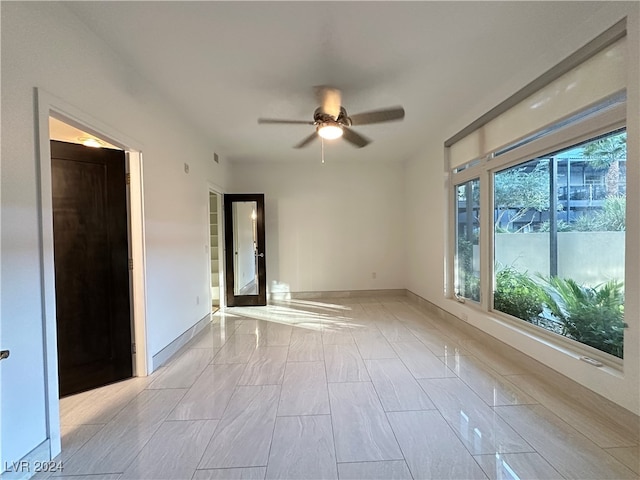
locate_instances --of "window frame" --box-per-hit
[448,100,627,369]
[453,177,482,303]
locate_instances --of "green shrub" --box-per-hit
[573,196,626,232]
[457,238,480,301]
[598,196,626,231]
[537,219,573,232]
[494,266,544,322]
[572,214,599,232]
[537,277,625,358]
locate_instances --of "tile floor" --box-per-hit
[34,295,639,480]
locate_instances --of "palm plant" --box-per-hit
[598,195,626,231]
[572,196,626,231]
[537,277,625,358]
[582,132,626,197]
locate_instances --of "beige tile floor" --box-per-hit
[34,296,639,480]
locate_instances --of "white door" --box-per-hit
[1,278,50,472]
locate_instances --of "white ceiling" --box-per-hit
[64,1,606,164]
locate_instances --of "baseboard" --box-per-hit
[151,313,212,371]
[0,440,50,479]
[270,289,407,301]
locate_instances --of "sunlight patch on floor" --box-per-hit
[218,302,365,333]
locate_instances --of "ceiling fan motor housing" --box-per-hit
[313,106,352,126]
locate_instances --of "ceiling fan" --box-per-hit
[258,87,405,149]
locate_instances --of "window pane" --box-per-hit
[455,179,480,302]
[493,130,626,358]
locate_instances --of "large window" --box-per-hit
[493,130,626,358]
[446,27,629,364]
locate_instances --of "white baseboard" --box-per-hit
[151,313,212,371]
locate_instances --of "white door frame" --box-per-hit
[208,183,226,310]
[35,88,149,459]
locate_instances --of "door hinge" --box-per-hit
[132,343,137,355]
[126,172,131,185]
[128,258,134,270]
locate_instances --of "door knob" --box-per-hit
[255,252,264,258]
[0,350,9,361]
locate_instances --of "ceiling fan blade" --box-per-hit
[258,118,314,125]
[348,106,405,126]
[315,86,341,120]
[342,127,370,148]
[294,131,318,149]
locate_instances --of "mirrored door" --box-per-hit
[224,194,267,306]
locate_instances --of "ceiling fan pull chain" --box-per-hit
[321,136,325,164]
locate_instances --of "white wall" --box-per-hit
[404,4,640,414]
[1,1,229,465]
[405,143,447,303]
[495,232,625,286]
[231,160,406,294]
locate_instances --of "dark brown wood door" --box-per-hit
[51,140,132,397]
[224,194,267,306]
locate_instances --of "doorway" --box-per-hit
[224,194,267,306]
[209,191,222,311]
[50,140,133,397]
[34,91,148,461]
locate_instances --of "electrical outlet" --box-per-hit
[196,296,199,305]
[184,162,190,173]
[372,272,377,279]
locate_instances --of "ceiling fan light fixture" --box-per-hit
[317,123,343,140]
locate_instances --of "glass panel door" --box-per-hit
[224,194,267,306]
